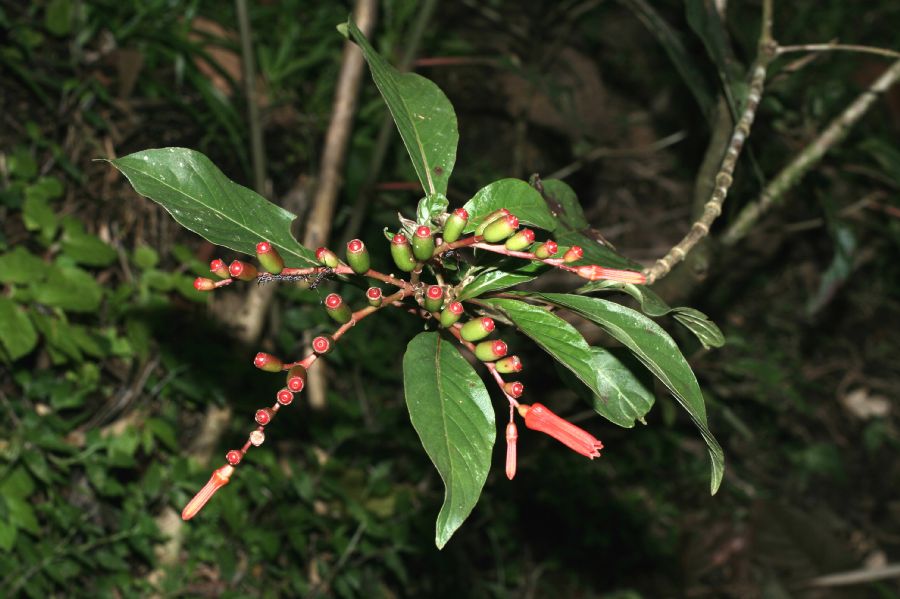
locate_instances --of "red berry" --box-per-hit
[416,225,432,238]
[325,293,343,309]
[366,287,382,300]
[427,285,443,299]
[255,409,273,426]
[347,239,364,253]
[226,450,243,465]
[448,301,464,315]
[277,389,294,405]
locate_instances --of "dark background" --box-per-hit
[1,0,899,597]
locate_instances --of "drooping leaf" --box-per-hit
[463,179,557,233]
[484,298,654,428]
[402,332,495,549]
[685,0,744,115]
[109,148,317,267]
[457,261,548,300]
[672,308,725,349]
[0,297,38,361]
[347,20,458,197]
[533,293,725,494]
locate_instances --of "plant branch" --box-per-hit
[777,43,900,60]
[721,57,900,245]
[644,0,775,284]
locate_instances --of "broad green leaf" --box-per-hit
[0,247,50,284]
[30,265,102,312]
[457,261,547,300]
[0,297,38,360]
[672,308,725,349]
[685,0,743,116]
[0,519,16,551]
[45,0,73,36]
[109,148,317,267]
[484,298,653,427]
[417,193,449,224]
[347,20,458,197]
[402,332,494,549]
[618,0,714,116]
[133,246,160,270]
[534,293,724,494]
[60,218,116,267]
[462,179,557,233]
[30,312,82,362]
[539,179,589,230]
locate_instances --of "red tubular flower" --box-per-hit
[575,264,646,285]
[517,403,603,459]
[505,422,518,480]
[181,464,234,521]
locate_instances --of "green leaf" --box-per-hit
[45,0,73,36]
[132,246,159,270]
[457,261,547,300]
[0,247,50,284]
[539,179,589,229]
[0,518,17,551]
[30,312,82,362]
[109,148,317,267]
[589,347,656,426]
[60,218,117,267]
[402,332,494,549]
[348,20,458,196]
[672,308,725,349]
[579,280,673,316]
[4,495,39,535]
[484,298,653,427]
[30,265,102,312]
[533,293,725,494]
[0,297,38,360]
[462,179,557,233]
[555,229,641,270]
[416,193,449,224]
[685,0,743,115]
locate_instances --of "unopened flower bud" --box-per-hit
[249,430,265,446]
[475,339,507,362]
[482,215,520,243]
[460,317,495,342]
[315,247,340,268]
[229,260,258,281]
[412,226,435,261]
[440,301,464,327]
[256,241,285,274]
[575,265,647,285]
[475,208,511,236]
[366,287,383,307]
[276,389,294,406]
[505,422,518,480]
[495,355,523,373]
[504,381,524,398]
[286,365,307,392]
[255,408,274,426]
[534,240,558,259]
[443,208,468,243]
[194,277,216,291]
[253,352,283,373]
[210,259,229,279]
[312,335,334,354]
[505,228,535,251]
[225,450,243,466]
[324,293,352,324]
[346,239,370,274]
[424,284,444,312]
[562,245,584,263]
[181,465,233,521]
[390,233,416,272]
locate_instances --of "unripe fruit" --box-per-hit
[366,287,383,307]
[423,285,444,312]
[229,260,258,281]
[286,365,307,392]
[194,277,216,291]
[226,450,243,466]
[412,226,435,261]
[315,247,339,268]
[256,241,285,274]
[210,259,229,279]
[390,233,416,272]
[475,208,510,236]
[460,317,495,342]
[504,381,524,398]
[254,352,283,373]
[505,228,535,251]
[495,355,523,373]
[346,239,370,274]
[443,208,468,243]
[276,389,294,406]
[312,335,334,354]
[482,215,520,243]
[534,240,558,259]
[563,245,584,263]
[440,301,464,327]
[475,339,508,362]
[324,293,352,324]
[255,408,274,426]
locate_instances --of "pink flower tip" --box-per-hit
[575,265,646,285]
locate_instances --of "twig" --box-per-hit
[644,0,775,284]
[722,57,900,245]
[236,0,266,194]
[800,563,900,588]
[546,130,687,181]
[777,43,900,60]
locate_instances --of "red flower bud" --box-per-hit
[440,301,464,327]
[229,260,258,281]
[505,228,535,251]
[315,247,340,268]
[495,355,523,373]
[210,259,229,279]
[574,264,647,284]
[475,339,507,362]
[366,287,383,307]
[312,335,334,354]
[505,422,518,480]
[194,277,216,291]
[482,214,520,243]
[225,450,243,466]
[517,403,603,459]
[255,408,274,426]
[256,241,285,274]
[475,208,511,236]
[181,464,234,521]
[390,233,416,272]
[443,208,469,243]
[412,225,435,261]
[324,293,352,324]
[286,365,307,392]
[276,389,294,406]
[534,240,558,259]
[460,317,495,342]
[563,245,584,263]
[253,352,283,373]
[504,381,524,398]
[346,239,371,274]
[424,284,444,312]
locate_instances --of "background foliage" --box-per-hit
[2,0,899,596]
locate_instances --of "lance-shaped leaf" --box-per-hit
[532,293,725,494]
[0,298,37,361]
[673,308,725,349]
[484,298,653,428]
[109,148,317,267]
[457,260,548,300]
[403,332,495,549]
[463,179,557,233]
[347,20,458,197]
